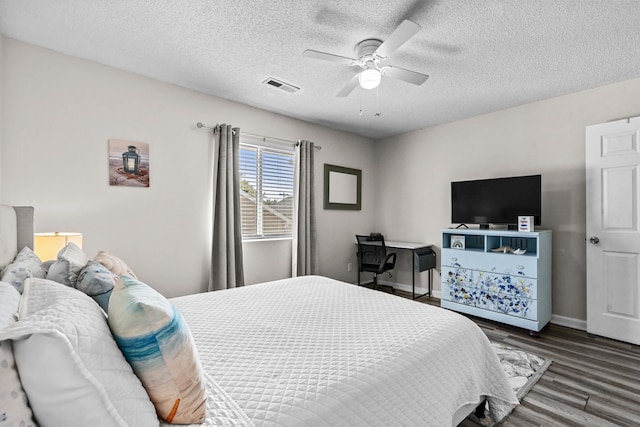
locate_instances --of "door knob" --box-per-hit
[589,236,600,244]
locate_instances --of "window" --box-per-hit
[239,140,294,240]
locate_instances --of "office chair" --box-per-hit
[356,234,397,293]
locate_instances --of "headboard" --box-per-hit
[0,205,34,270]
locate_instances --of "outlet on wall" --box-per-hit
[347,262,353,272]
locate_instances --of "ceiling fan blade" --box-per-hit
[336,75,360,97]
[375,20,421,58]
[303,49,356,65]
[381,66,429,85]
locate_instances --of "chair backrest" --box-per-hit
[356,234,387,266]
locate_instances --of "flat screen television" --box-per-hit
[451,174,542,228]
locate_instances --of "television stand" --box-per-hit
[479,224,490,229]
[455,224,469,229]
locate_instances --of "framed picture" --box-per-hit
[450,235,466,249]
[518,215,534,232]
[108,139,150,187]
[323,164,361,210]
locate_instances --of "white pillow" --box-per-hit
[0,282,37,426]
[0,278,159,427]
[1,247,46,293]
[46,242,89,286]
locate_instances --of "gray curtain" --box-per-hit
[292,140,317,276]
[209,124,244,291]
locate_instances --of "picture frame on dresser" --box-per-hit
[450,235,466,249]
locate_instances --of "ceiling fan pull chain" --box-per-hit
[375,86,382,117]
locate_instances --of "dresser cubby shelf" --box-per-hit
[440,228,552,334]
[442,229,540,256]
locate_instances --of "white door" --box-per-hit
[586,116,640,345]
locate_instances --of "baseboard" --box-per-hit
[550,314,587,331]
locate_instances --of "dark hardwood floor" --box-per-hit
[394,290,640,427]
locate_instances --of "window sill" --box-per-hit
[243,237,292,243]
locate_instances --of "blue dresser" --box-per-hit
[440,228,552,333]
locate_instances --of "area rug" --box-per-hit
[467,342,551,426]
[492,342,551,400]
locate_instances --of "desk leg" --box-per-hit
[412,249,416,299]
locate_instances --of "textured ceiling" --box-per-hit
[1,1,640,140]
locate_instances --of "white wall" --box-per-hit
[375,77,640,321]
[8,37,640,322]
[1,39,376,297]
[0,35,4,201]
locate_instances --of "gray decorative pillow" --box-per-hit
[46,242,89,286]
[41,259,56,275]
[76,260,116,312]
[0,247,46,293]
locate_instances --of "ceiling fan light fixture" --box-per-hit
[358,68,381,89]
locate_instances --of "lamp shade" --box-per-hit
[34,232,83,261]
[358,69,381,90]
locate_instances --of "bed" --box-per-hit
[0,204,517,426]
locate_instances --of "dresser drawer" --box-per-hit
[479,271,537,300]
[442,279,538,321]
[441,249,538,278]
[442,265,538,300]
[486,254,538,278]
[441,249,484,267]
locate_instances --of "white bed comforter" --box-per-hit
[167,276,517,427]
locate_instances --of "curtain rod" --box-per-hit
[196,122,321,150]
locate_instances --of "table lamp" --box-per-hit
[34,232,83,261]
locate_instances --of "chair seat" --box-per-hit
[361,263,395,273]
[360,263,382,273]
[381,262,394,271]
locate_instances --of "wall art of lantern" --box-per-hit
[108,139,150,187]
[123,145,140,173]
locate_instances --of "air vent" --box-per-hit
[263,77,300,93]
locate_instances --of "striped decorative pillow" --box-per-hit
[107,275,206,424]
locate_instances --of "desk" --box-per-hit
[383,240,435,300]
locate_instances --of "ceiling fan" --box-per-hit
[303,20,429,97]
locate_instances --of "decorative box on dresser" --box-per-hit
[440,228,552,335]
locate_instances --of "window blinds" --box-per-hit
[239,143,294,239]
